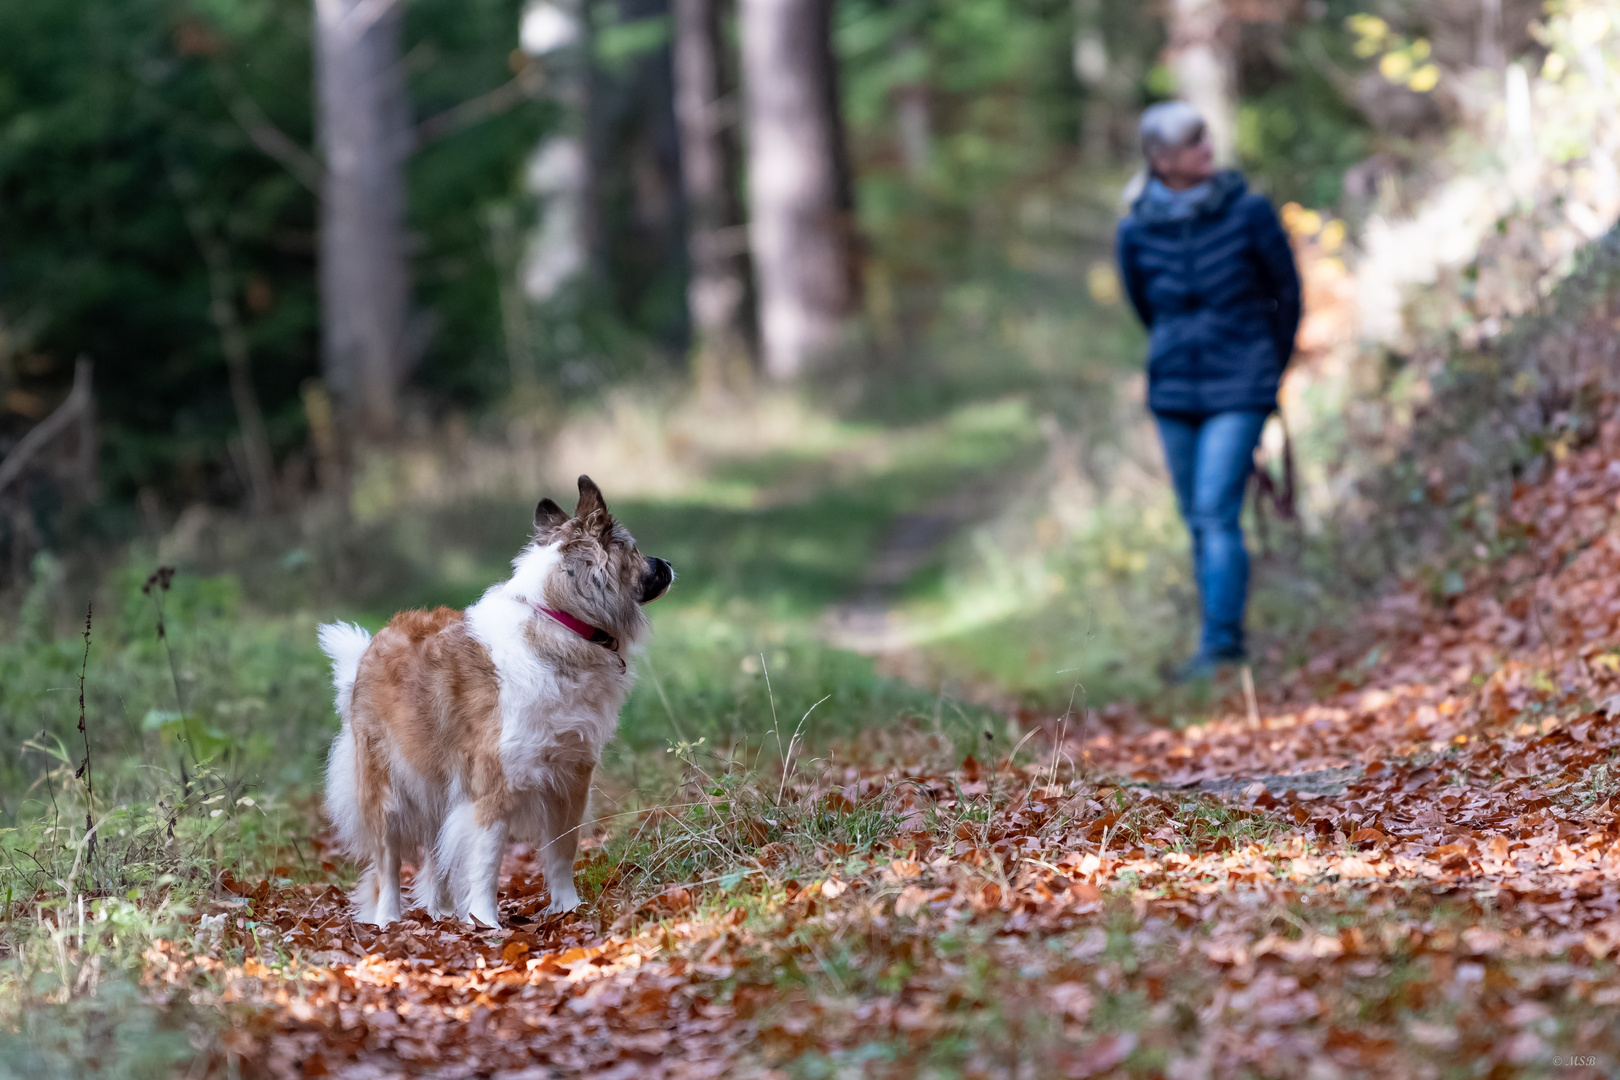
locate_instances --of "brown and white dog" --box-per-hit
[319,476,672,927]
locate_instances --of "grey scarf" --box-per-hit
[1140,177,1215,221]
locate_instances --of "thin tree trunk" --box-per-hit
[488,204,536,389]
[521,0,591,305]
[739,0,860,380]
[1073,0,1112,162]
[892,33,932,180]
[1478,0,1504,70]
[314,0,412,438]
[894,86,931,179]
[673,0,756,395]
[818,6,858,230]
[168,164,276,514]
[1166,0,1236,164]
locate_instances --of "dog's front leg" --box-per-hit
[539,761,593,914]
[444,801,509,927]
[376,837,404,925]
[465,817,508,927]
[412,848,454,920]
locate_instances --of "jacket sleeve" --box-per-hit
[1250,199,1302,366]
[1116,219,1154,329]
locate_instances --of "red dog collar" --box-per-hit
[529,601,625,670]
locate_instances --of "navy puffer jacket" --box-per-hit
[1116,171,1302,415]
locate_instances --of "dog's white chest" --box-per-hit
[466,595,623,771]
[497,699,615,780]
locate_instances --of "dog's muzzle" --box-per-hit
[639,557,673,604]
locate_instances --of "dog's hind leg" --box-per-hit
[539,761,594,915]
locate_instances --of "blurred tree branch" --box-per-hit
[0,360,93,496]
[213,68,322,194]
[213,60,545,195]
[414,64,547,150]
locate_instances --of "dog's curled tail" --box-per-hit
[317,621,372,720]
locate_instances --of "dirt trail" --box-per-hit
[821,477,1006,655]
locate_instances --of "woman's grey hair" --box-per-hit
[1139,101,1206,162]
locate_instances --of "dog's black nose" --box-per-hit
[639,557,673,604]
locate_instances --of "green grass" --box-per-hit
[0,559,332,798]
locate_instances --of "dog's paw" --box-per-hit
[541,890,581,915]
[466,909,502,930]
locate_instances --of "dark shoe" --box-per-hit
[1165,650,1247,686]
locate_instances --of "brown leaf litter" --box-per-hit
[122,445,1620,1077]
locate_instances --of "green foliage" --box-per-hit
[828,0,1157,447]
[619,613,951,757]
[0,0,545,500]
[406,0,551,404]
[839,0,1091,292]
[1236,78,1370,208]
[0,974,200,1080]
[0,751,323,1077]
[0,0,317,497]
[1233,13,1375,207]
[0,555,331,799]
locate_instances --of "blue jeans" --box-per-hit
[1154,410,1268,660]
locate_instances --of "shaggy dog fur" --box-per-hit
[320,476,672,927]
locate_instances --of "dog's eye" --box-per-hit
[566,569,575,577]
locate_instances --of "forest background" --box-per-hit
[4,0,1620,1074]
[0,0,1566,683]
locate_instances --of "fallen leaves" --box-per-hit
[102,444,1620,1076]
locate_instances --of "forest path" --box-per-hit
[819,474,1007,655]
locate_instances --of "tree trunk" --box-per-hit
[1166,0,1236,165]
[673,0,756,395]
[1072,0,1112,162]
[739,0,860,380]
[314,0,412,438]
[1478,0,1504,70]
[521,0,591,305]
[892,35,932,179]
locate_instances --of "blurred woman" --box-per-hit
[1115,102,1301,680]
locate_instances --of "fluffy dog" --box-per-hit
[319,476,672,927]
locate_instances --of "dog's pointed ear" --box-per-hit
[574,475,609,525]
[534,498,568,534]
